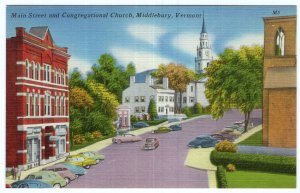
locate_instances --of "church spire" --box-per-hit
[201,11,207,33]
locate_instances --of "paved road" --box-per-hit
[67,109,262,188]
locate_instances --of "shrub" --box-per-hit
[215,140,237,153]
[131,115,139,123]
[210,150,296,174]
[146,119,167,126]
[183,106,192,117]
[84,132,94,141]
[73,135,86,145]
[216,165,228,188]
[226,164,236,172]
[193,103,203,114]
[92,131,102,139]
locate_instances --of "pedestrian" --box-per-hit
[10,166,15,180]
[14,167,18,180]
[16,167,22,181]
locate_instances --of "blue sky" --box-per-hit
[6,5,296,75]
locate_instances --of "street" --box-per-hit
[67,109,262,188]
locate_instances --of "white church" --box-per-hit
[179,13,212,108]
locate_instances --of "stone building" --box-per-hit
[262,16,296,148]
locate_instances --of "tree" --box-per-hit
[193,102,203,114]
[205,45,263,132]
[148,98,158,120]
[152,63,196,113]
[69,70,87,90]
[69,87,94,109]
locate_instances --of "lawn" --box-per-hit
[238,130,263,146]
[226,170,296,188]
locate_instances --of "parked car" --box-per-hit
[132,122,149,129]
[187,135,221,148]
[168,124,182,131]
[152,127,171,133]
[168,118,181,123]
[42,165,77,184]
[58,163,87,176]
[6,184,12,188]
[142,138,159,150]
[78,151,105,164]
[24,171,67,188]
[223,125,245,134]
[210,133,236,142]
[112,133,142,144]
[64,155,97,169]
[11,180,52,188]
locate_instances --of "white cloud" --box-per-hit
[127,24,166,46]
[68,57,93,76]
[225,34,263,50]
[172,32,218,59]
[110,47,173,72]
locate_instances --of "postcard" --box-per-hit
[3,3,297,190]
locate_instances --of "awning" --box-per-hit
[264,67,296,89]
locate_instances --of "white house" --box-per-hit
[122,75,175,118]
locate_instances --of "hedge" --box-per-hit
[211,150,296,174]
[216,165,228,188]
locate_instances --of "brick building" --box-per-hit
[6,26,70,170]
[263,16,296,148]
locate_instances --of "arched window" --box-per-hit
[53,68,57,83]
[25,60,29,78]
[62,70,65,85]
[275,28,285,56]
[44,92,51,116]
[36,63,40,80]
[58,70,61,84]
[31,62,35,79]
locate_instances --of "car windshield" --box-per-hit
[146,138,155,143]
[25,175,35,180]
[36,176,43,179]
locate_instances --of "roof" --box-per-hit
[264,67,296,89]
[263,15,296,21]
[201,11,207,33]
[135,69,156,83]
[29,26,53,42]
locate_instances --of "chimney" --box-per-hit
[162,77,169,89]
[145,75,153,86]
[130,76,135,86]
[16,27,26,37]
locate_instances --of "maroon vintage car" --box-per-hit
[142,138,159,150]
[42,164,78,184]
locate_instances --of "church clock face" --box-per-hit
[205,50,209,56]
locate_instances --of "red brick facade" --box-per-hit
[6,27,70,170]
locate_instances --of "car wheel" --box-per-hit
[116,139,122,144]
[53,183,61,188]
[96,159,100,164]
[84,165,91,169]
[64,177,70,184]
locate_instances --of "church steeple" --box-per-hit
[201,11,207,33]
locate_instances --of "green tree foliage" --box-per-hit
[205,45,263,132]
[152,63,196,113]
[148,98,158,120]
[69,87,94,109]
[182,106,192,117]
[88,53,132,102]
[84,111,116,136]
[69,70,87,90]
[87,80,119,119]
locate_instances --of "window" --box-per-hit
[189,97,194,103]
[183,97,187,104]
[135,106,139,113]
[191,86,194,92]
[60,97,64,115]
[275,28,285,56]
[31,62,35,79]
[165,96,168,102]
[25,60,29,78]
[58,70,61,84]
[36,63,40,80]
[125,96,130,103]
[135,96,139,102]
[141,106,145,112]
[31,93,35,116]
[43,64,51,82]
[36,94,40,116]
[140,96,145,102]
[170,107,174,112]
[44,93,51,116]
[53,69,57,83]
[26,93,30,116]
[62,70,65,85]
